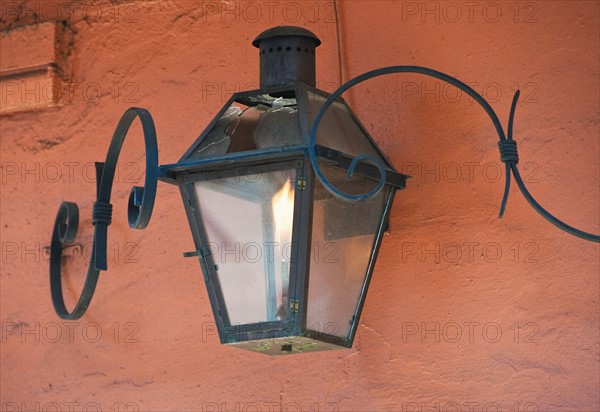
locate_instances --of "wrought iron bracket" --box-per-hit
[50,108,159,320]
[308,66,599,242]
[50,68,598,322]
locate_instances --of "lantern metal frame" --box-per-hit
[158,81,407,351]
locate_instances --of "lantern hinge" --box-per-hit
[297,177,307,190]
[289,299,299,312]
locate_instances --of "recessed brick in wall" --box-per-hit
[0,20,73,115]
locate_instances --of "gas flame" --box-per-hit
[272,180,294,252]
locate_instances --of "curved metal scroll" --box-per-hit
[308,66,599,242]
[50,108,159,320]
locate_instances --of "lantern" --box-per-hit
[158,26,407,354]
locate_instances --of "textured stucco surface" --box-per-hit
[1,1,598,411]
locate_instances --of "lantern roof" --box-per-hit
[158,84,405,191]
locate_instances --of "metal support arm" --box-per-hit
[50,108,159,320]
[308,66,599,243]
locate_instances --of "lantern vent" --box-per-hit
[252,26,321,90]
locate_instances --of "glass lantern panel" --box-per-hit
[186,101,303,161]
[305,91,387,164]
[307,164,389,339]
[193,166,297,326]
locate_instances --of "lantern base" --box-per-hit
[228,336,347,356]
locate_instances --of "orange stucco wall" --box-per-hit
[1,1,598,411]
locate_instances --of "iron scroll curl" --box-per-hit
[308,66,599,243]
[50,108,159,320]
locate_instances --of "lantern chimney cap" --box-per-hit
[252,26,321,48]
[252,26,321,91]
